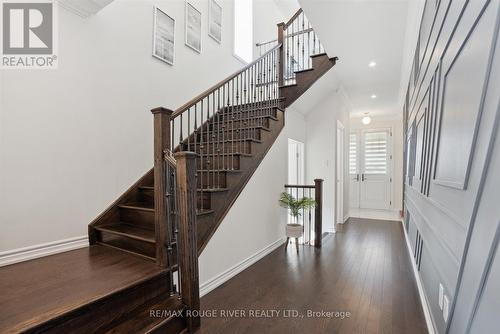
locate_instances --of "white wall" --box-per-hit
[199,108,306,290]
[0,0,282,252]
[302,89,351,232]
[350,115,404,213]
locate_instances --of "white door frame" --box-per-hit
[287,138,305,185]
[336,120,345,225]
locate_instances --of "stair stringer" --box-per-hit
[197,108,285,254]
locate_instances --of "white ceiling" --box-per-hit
[297,0,411,117]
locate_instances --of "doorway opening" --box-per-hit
[336,121,345,227]
[287,138,308,243]
[349,128,392,212]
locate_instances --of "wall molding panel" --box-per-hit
[403,0,500,332]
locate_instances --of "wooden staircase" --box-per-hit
[60,8,335,334]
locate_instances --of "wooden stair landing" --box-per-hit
[0,245,183,334]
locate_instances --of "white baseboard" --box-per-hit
[401,221,437,334]
[199,237,285,297]
[0,236,88,267]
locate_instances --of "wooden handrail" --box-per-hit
[172,44,282,118]
[284,184,315,189]
[284,8,303,29]
[256,39,277,47]
[257,28,313,48]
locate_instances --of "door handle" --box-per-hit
[356,174,360,181]
[362,173,365,181]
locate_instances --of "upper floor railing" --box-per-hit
[278,8,325,85]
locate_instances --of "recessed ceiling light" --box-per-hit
[362,116,371,125]
[368,61,377,67]
[371,94,377,99]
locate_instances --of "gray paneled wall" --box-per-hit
[403,0,500,333]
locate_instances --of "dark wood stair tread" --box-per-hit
[192,138,262,144]
[209,115,278,124]
[197,188,229,193]
[279,83,298,88]
[198,152,252,157]
[294,68,314,74]
[97,242,156,262]
[310,52,328,58]
[197,169,241,173]
[197,209,215,216]
[96,223,155,243]
[119,202,154,211]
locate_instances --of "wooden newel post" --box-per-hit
[151,107,173,267]
[174,151,200,332]
[277,22,285,88]
[314,179,323,248]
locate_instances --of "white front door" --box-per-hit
[349,129,392,210]
[359,129,391,209]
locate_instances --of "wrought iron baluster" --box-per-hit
[200,100,205,210]
[213,88,222,188]
[212,91,216,189]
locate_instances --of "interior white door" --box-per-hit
[287,139,304,185]
[336,121,345,225]
[359,130,391,210]
[349,132,360,208]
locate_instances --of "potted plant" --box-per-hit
[279,192,316,250]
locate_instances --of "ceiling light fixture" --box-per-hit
[362,113,371,125]
[368,61,377,67]
[371,94,377,99]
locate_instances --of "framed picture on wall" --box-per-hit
[185,2,202,53]
[152,7,175,65]
[208,0,222,43]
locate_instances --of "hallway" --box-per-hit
[200,218,427,333]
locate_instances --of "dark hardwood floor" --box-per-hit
[199,218,428,334]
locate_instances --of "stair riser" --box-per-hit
[188,141,252,155]
[214,105,277,116]
[197,172,227,188]
[208,117,271,129]
[197,128,262,142]
[97,230,156,259]
[120,208,154,229]
[140,189,154,205]
[29,272,170,334]
[197,192,211,210]
[312,54,330,68]
[197,155,241,170]
[214,109,277,122]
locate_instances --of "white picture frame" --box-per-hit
[208,0,222,43]
[185,1,202,53]
[153,6,175,65]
